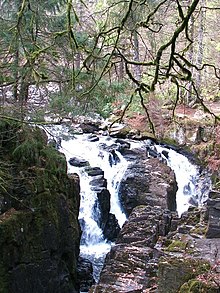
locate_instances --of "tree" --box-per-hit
[0,0,219,130]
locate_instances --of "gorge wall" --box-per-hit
[0,120,81,293]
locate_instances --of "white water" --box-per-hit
[45,125,211,284]
[156,145,211,216]
[60,134,129,281]
[128,139,211,216]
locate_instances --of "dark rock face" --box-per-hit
[77,257,95,292]
[119,157,178,216]
[116,206,173,247]
[95,188,111,230]
[206,198,220,238]
[103,213,120,241]
[92,177,120,242]
[89,205,174,292]
[69,156,89,167]
[85,167,104,177]
[0,121,81,293]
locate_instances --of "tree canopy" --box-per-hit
[0,0,219,131]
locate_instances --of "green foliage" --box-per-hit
[48,79,131,118]
[12,138,43,167]
[40,146,67,176]
[0,163,12,195]
[165,240,187,252]
[48,92,76,115]
[179,278,218,293]
[0,119,22,153]
[12,126,46,166]
[91,80,130,118]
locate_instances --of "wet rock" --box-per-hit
[89,175,107,189]
[89,206,173,293]
[108,149,120,167]
[146,145,159,158]
[77,256,95,292]
[87,134,99,142]
[115,138,131,150]
[95,189,120,241]
[206,198,220,238]
[69,156,89,167]
[103,213,120,242]
[96,188,111,230]
[85,167,104,176]
[80,122,100,133]
[108,123,131,138]
[117,148,139,161]
[119,158,177,216]
[162,149,169,159]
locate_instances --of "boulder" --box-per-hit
[89,205,174,292]
[118,158,177,216]
[77,256,95,292]
[103,213,120,242]
[108,123,131,138]
[85,167,104,177]
[87,134,99,142]
[80,123,100,133]
[206,198,220,238]
[69,156,89,167]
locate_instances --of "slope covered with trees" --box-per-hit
[0,0,219,127]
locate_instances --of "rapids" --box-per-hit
[45,126,211,285]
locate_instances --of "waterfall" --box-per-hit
[155,145,211,216]
[45,125,211,286]
[60,134,128,281]
[129,139,211,216]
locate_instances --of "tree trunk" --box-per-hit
[132,30,141,82]
[195,0,206,100]
[13,39,19,101]
[186,13,195,104]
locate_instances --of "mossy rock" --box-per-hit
[158,256,211,293]
[165,240,187,252]
[179,278,219,293]
[189,225,207,237]
[0,119,80,292]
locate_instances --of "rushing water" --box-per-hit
[155,145,211,216]
[45,126,211,285]
[60,134,129,281]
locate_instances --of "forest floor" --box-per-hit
[123,101,220,133]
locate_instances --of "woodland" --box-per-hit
[0,1,220,292]
[0,0,219,132]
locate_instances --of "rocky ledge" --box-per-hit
[89,144,220,293]
[0,119,81,293]
[90,205,220,292]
